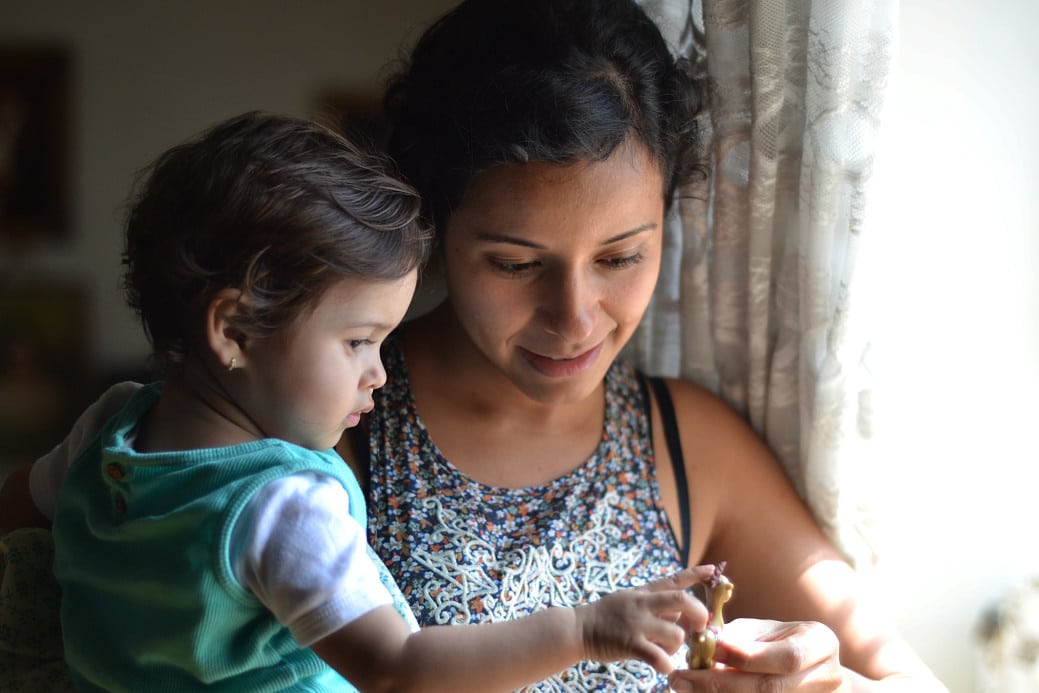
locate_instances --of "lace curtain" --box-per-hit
[976,578,1039,693]
[629,0,899,568]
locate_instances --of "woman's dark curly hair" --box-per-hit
[383,0,709,237]
[122,111,431,374]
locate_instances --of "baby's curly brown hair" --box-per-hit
[121,111,431,375]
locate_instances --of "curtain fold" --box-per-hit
[631,0,899,568]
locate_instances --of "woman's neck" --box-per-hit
[396,305,607,488]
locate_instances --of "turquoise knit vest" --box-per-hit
[52,383,361,692]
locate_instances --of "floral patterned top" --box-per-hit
[365,339,687,692]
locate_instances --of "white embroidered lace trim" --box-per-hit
[410,493,686,691]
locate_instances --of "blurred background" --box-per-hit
[1,1,1036,691]
[0,0,457,468]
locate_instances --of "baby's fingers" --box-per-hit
[643,565,716,593]
[644,588,708,635]
[627,633,682,675]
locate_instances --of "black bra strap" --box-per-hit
[640,374,691,568]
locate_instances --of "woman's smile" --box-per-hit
[519,343,604,378]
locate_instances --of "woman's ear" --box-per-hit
[206,289,248,371]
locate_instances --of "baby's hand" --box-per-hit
[573,565,714,674]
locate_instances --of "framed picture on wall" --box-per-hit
[0,45,73,243]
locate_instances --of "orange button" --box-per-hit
[106,463,124,480]
[113,494,127,514]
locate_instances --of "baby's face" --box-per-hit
[237,271,417,451]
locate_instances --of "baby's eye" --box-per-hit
[347,339,374,350]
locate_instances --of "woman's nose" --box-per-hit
[541,269,596,342]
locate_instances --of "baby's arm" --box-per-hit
[240,471,711,692]
[311,565,713,693]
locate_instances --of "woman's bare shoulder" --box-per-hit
[656,377,772,466]
[656,377,836,584]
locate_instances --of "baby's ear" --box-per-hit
[206,289,248,370]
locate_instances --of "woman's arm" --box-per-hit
[0,381,142,534]
[657,379,947,692]
[311,566,714,693]
[0,464,50,533]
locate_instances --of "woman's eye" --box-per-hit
[490,258,538,275]
[602,252,644,269]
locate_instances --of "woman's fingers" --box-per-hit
[669,662,844,692]
[668,618,847,692]
[714,619,839,674]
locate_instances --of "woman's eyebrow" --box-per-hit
[475,223,657,249]
[603,223,657,244]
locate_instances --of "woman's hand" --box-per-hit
[575,565,716,675]
[669,618,849,692]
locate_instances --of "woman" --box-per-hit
[341,0,947,691]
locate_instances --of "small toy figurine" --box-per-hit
[688,561,734,670]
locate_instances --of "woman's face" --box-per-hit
[441,140,665,404]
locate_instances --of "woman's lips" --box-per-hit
[521,343,603,378]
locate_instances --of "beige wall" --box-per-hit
[0,0,456,378]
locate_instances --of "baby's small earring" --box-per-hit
[228,356,239,372]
